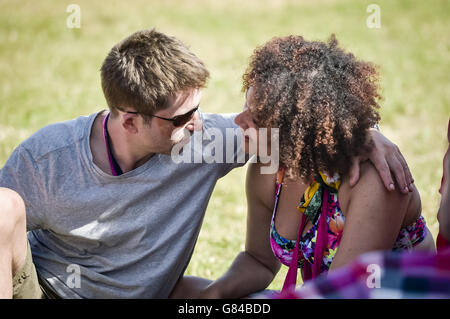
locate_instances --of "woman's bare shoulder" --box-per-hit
[338,161,417,219]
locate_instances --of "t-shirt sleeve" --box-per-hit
[204,113,248,178]
[0,145,47,230]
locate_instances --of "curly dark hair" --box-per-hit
[242,34,381,180]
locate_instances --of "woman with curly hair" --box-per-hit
[190,34,436,298]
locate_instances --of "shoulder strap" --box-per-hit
[276,167,285,185]
[274,167,285,200]
[312,189,329,278]
[281,189,330,294]
[272,167,285,223]
[281,212,307,294]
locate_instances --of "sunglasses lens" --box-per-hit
[174,108,197,127]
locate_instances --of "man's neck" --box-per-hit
[107,114,155,173]
[91,111,155,175]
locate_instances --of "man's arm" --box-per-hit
[349,129,414,194]
[199,162,280,298]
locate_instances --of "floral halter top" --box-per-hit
[269,167,427,282]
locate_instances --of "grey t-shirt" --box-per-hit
[0,110,245,298]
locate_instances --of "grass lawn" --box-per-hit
[1,0,449,290]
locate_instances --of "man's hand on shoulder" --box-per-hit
[349,128,414,194]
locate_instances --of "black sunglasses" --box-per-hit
[127,105,199,127]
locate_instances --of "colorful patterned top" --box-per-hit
[269,167,427,282]
[274,247,450,299]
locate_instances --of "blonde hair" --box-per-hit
[101,29,209,120]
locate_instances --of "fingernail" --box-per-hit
[389,183,395,190]
[404,186,409,193]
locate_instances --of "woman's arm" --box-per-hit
[199,162,281,298]
[330,161,413,271]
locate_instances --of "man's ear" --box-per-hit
[122,113,139,134]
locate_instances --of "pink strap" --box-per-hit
[281,189,329,294]
[313,191,328,278]
[281,212,307,293]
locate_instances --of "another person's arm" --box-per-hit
[437,119,450,247]
[199,162,281,298]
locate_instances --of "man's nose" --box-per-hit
[185,112,202,132]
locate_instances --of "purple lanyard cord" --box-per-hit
[102,112,120,176]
